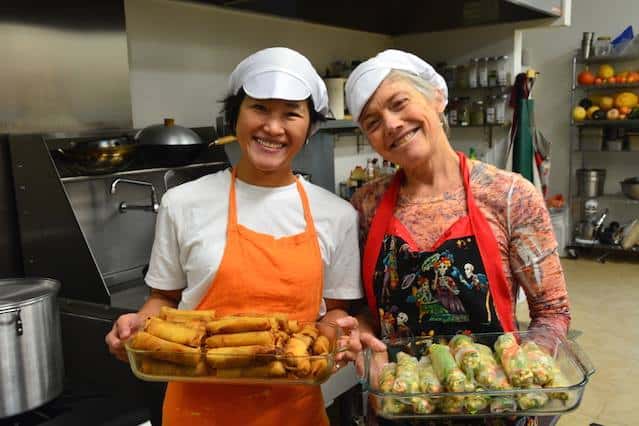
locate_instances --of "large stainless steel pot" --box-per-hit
[0,278,64,419]
[576,169,606,197]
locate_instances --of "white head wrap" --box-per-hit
[345,49,448,123]
[228,47,329,119]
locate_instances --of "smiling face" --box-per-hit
[358,75,447,168]
[235,96,310,185]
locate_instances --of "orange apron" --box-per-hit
[162,168,328,426]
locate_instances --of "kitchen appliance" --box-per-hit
[620,177,639,200]
[136,118,205,167]
[0,277,64,419]
[576,168,606,198]
[56,135,137,175]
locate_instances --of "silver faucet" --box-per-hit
[110,178,159,214]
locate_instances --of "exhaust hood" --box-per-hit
[182,0,563,35]
[0,1,132,133]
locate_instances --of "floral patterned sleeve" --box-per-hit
[507,176,571,343]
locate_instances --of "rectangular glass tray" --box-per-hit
[125,321,340,386]
[363,331,595,419]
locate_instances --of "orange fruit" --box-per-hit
[607,76,617,84]
[577,70,596,85]
[628,75,638,84]
[619,76,628,84]
[620,106,631,115]
[594,77,604,85]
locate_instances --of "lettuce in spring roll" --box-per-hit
[430,343,467,393]
[521,341,556,386]
[449,334,480,379]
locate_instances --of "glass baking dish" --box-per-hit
[363,331,595,419]
[125,320,341,385]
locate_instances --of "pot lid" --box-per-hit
[0,278,60,311]
[136,118,203,146]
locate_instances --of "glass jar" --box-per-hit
[443,65,457,89]
[593,36,612,57]
[456,65,468,89]
[448,97,459,126]
[471,100,485,126]
[485,96,496,124]
[497,55,509,86]
[478,57,489,87]
[496,94,509,124]
[487,57,498,87]
[457,97,470,127]
[468,58,479,88]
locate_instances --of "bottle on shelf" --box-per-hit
[468,58,479,89]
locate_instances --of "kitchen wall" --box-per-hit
[518,0,639,200]
[124,0,392,190]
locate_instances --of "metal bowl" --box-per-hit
[620,177,639,200]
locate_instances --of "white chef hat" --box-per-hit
[228,47,329,118]
[345,49,448,123]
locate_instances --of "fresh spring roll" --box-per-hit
[159,306,215,323]
[417,356,443,393]
[378,363,397,392]
[464,386,490,414]
[283,333,313,375]
[205,331,274,348]
[392,352,420,393]
[474,344,512,390]
[430,344,467,393]
[441,396,465,414]
[412,397,436,414]
[449,334,481,379]
[144,317,205,348]
[205,317,272,334]
[494,333,534,387]
[312,335,331,355]
[140,357,209,377]
[129,331,202,366]
[205,345,275,368]
[546,366,571,401]
[521,341,556,385]
[490,396,518,414]
[215,361,286,378]
[517,385,550,410]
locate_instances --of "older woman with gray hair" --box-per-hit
[335,50,570,425]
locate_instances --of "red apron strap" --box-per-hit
[362,172,403,327]
[459,152,516,332]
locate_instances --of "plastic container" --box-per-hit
[579,128,604,151]
[605,139,623,151]
[497,56,509,86]
[627,132,639,151]
[478,57,489,88]
[471,100,485,126]
[457,97,470,127]
[487,57,498,87]
[495,95,508,125]
[448,98,459,126]
[593,36,612,57]
[456,65,468,89]
[125,321,340,385]
[468,58,479,89]
[485,96,496,125]
[363,331,595,420]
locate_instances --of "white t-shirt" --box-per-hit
[145,169,363,314]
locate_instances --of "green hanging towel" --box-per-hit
[513,99,535,183]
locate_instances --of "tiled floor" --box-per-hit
[516,257,639,426]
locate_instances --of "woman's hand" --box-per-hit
[105,313,143,362]
[334,316,387,376]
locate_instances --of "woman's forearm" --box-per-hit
[137,289,181,318]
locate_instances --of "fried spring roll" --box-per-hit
[310,358,330,380]
[283,334,313,375]
[298,324,320,340]
[160,306,216,323]
[216,361,286,378]
[205,345,275,368]
[144,317,205,348]
[312,335,330,355]
[274,330,290,348]
[287,320,300,334]
[140,358,209,377]
[205,331,274,348]
[129,331,202,366]
[206,317,272,334]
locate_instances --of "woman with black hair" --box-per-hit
[105,47,363,426]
